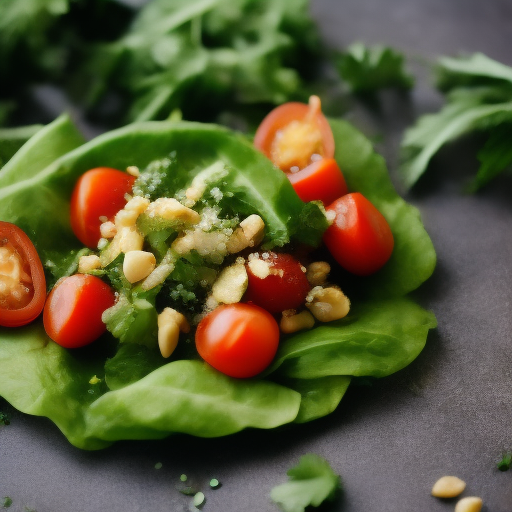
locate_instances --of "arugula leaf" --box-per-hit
[270,454,341,512]
[400,52,512,190]
[75,0,321,124]
[338,42,414,94]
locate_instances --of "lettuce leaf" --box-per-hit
[0,116,436,449]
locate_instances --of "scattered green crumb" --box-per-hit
[497,452,512,472]
[89,375,101,385]
[178,486,196,496]
[154,462,163,470]
[180,474,188,482]
[209,478,220,489]
[0,412,10,426]
[193,492,205,508]
[2,497,13,508]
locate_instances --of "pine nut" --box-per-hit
[280,310,315,333]
[431,476,466,498]
[454,497,483,512]
[123,250,156,283]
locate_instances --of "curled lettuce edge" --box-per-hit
[0,115,437,449]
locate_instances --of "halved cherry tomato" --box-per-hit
[43,274,115,348]
[195,303,280,378]
[288,158,348,205]
[244,252,310,314]
[70,167,136,248]
[323,193,394,276]
[254,95,335,172]
[0,222,46,327]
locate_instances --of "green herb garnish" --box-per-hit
[338,42,414,94]
[270,454,341,512]
[497,452,512,472]
[400,52,512,190]
[0,412,10,426]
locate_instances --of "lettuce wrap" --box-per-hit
[0,115,436,449]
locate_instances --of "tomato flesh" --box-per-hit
[288,158,348,205]
[0,222,46,327]
[244,252,310,314]
[70,167,136,248]
[195,303,280,378]
[323,193,394,276]
[43,274,115,348]
[254,96,335,172]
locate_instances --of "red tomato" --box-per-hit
[195,303,280,378]
[254,96,335,172]
[287,158,348,205]
[70,167,136,248]
[244,252,310,314]
[43,274,115,348]
[323,193,394,276]
[0,222,46,327]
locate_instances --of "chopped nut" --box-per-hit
[114,208,139,228]
[124,195,150,214]
[146,197,200,225]
[454,497,483,512]
[123,250,156,283]
[157,307,190,358]
[247,258,271,279]
[280,310,315,333]
[211,264,248,304]
[306,286,350,322]
[226,215,265,254]
[118,226,144,253]
[431,476,466,498]
[240,215,265,245]
[306,261,331,286]
[126,165,140,177]
[78,254,102,273]
[100,221,117,239]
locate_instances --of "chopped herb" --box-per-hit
[2,497,12,508]
[497,452,512,472]
[180,474,188,482]
[154,462,163,470]
[270,454,342,512]
[338,42,414,94]
[0,412,10,426]
[209,478,220,489]
[193,492,205,508]
[89,375,101,385]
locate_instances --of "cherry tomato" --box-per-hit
[70,167,136,248]
[43,274,115,348]
[0,222,46,327]
[287,158,348,205]
[254,95,335,172]
[323,193,394,276]
[195,303,280,378]
[244,252,310,314]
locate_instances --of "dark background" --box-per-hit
[1,1,512,511]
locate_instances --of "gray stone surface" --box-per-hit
[1,1,512,511]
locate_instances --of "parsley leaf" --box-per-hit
[338,42,414,94]
[270,454,341,512]
[400,52,512,190]
[75,0,321,124]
